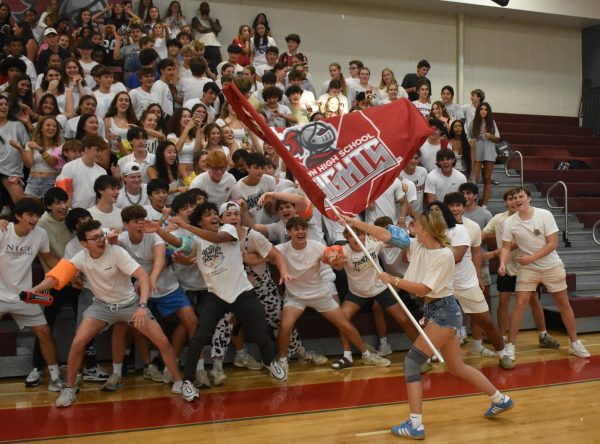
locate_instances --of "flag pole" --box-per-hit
[324,198,445,364]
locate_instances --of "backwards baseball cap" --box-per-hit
[44,27,58,37]
[121,162,142,177]
[219,201,241,216]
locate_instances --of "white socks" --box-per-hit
[409,413,423,428]
[490,390,507,404]
[112,362,123,375]
[343,351,353,362]
[48,364,60,380]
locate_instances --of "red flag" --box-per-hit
[223,84,432,219]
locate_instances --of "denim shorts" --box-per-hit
[423,296,463,332]
[24,175,56,198]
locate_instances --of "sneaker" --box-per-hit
[499,354,515,370]
[378,342,393,357]
[25,368,42,387]
[82,365,110,382]
[485,397,514,418]
[268,360,287,382]
[143,363,163,382]
[391,420,425,440]
[539,333,560,349]
[233,352,263,371]
[179,380,200,402]
[362,353,391,367]
[458,327,468,346]
[278,359,289,373]
[209,367,227,386]
[74,373,83,393]
[505,342,516,361]
[48,377,65,392]
[162,367,174,384]
[471,347,496,358]
[569,340,591,358]
[55,387,77,407]
[194,369,212,388]
[101,373,122,391]
[298,349,328,366]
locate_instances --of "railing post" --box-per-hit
[504,150,524,187]
[546,181,570,248]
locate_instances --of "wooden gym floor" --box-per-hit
[1,330,599,443]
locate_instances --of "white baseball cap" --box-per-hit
[219,201,241,216]
[121,162,142,177]
[44,27,58,37]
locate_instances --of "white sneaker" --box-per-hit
[162,367,174,384]
[569,340,591,358]
[179,380,199,402]
[298,349,328,365]
[209,367,227,386]
[55,387,77,407]
[143,363,163,382]
[458,327,468,345]
[25,368,42,387]
[362,353,391,367]
[505,343,516,361]
[471,347,496,358]
[268,360,287,382]
[278,358,289,373]
[82,365,110,382]
[48,377,65,392]
[378,342,393,357]
[101,373,122,391]
[194,369,211,388]
[233,351,263,371]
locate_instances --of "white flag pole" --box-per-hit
[324,198,445,363]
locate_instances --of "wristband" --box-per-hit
[395,277,401,287]
[42,151,49,159]
[138,302,147,309]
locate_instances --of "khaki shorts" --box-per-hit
[0,300,47,330]
[481,264,491,286]
[284,292,339,313]
[516,264,567,293]
[454,286,489,314]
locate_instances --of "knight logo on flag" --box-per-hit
[223,84,432,219]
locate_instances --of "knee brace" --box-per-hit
[404,346,429,383]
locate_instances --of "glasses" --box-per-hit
[86,233,106,243]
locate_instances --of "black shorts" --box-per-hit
[344,288,398,309]
[497,274,517,293]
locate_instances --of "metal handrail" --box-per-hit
[504,150,524,187]
[593,219,600,245]
[546,180,571,247]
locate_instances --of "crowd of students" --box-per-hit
[0,1,592,439]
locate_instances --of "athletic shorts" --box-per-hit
[516,264,567,293]
[344,288,397,309]
[76,288,95,326]
[83,298,153,327]
[423,296,463,332]
[497,274,517,293]
[284,292,339,313]
[455,287,489,314]
[0,300,47,330]
[149,287,191,317]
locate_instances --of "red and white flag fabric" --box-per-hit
[223,84,432,219]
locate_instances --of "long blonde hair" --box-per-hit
[32,116,62,148]
[418,210,451,248]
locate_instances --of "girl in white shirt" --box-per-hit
[104,91,139,157]
[167,108,203,173]
[348,210,513,439]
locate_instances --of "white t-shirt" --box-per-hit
[117,152,156,183]
[151,80,174,116]
[118,232,179,298]
[188,171,236,207]
[179,77,211,103]
[79,60,98,89]
[400,166,428,215]
[193,224,253,302]
[412,100,432,118]
[171,227,206,292]
[424,168,467,202]
[93,84,127,120]
[502,208,562,270]
[449,224,479,291]
[342,236,387,297]
[116,184,150,209]
[57,159,106,209]
[143,205,165,222]
[183,99,217,122]
[365,178,405,224]
[129,88,159,119]
[87,205,123,231]
[419,140,442,172]
[240,227,273,276]
[230,175,276,223]
[252,36,277,67]
[69,243,140,305]
[264,104,292,128]
[0,224,49,303]
[404,239,454,298]
[275,240,327,299]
